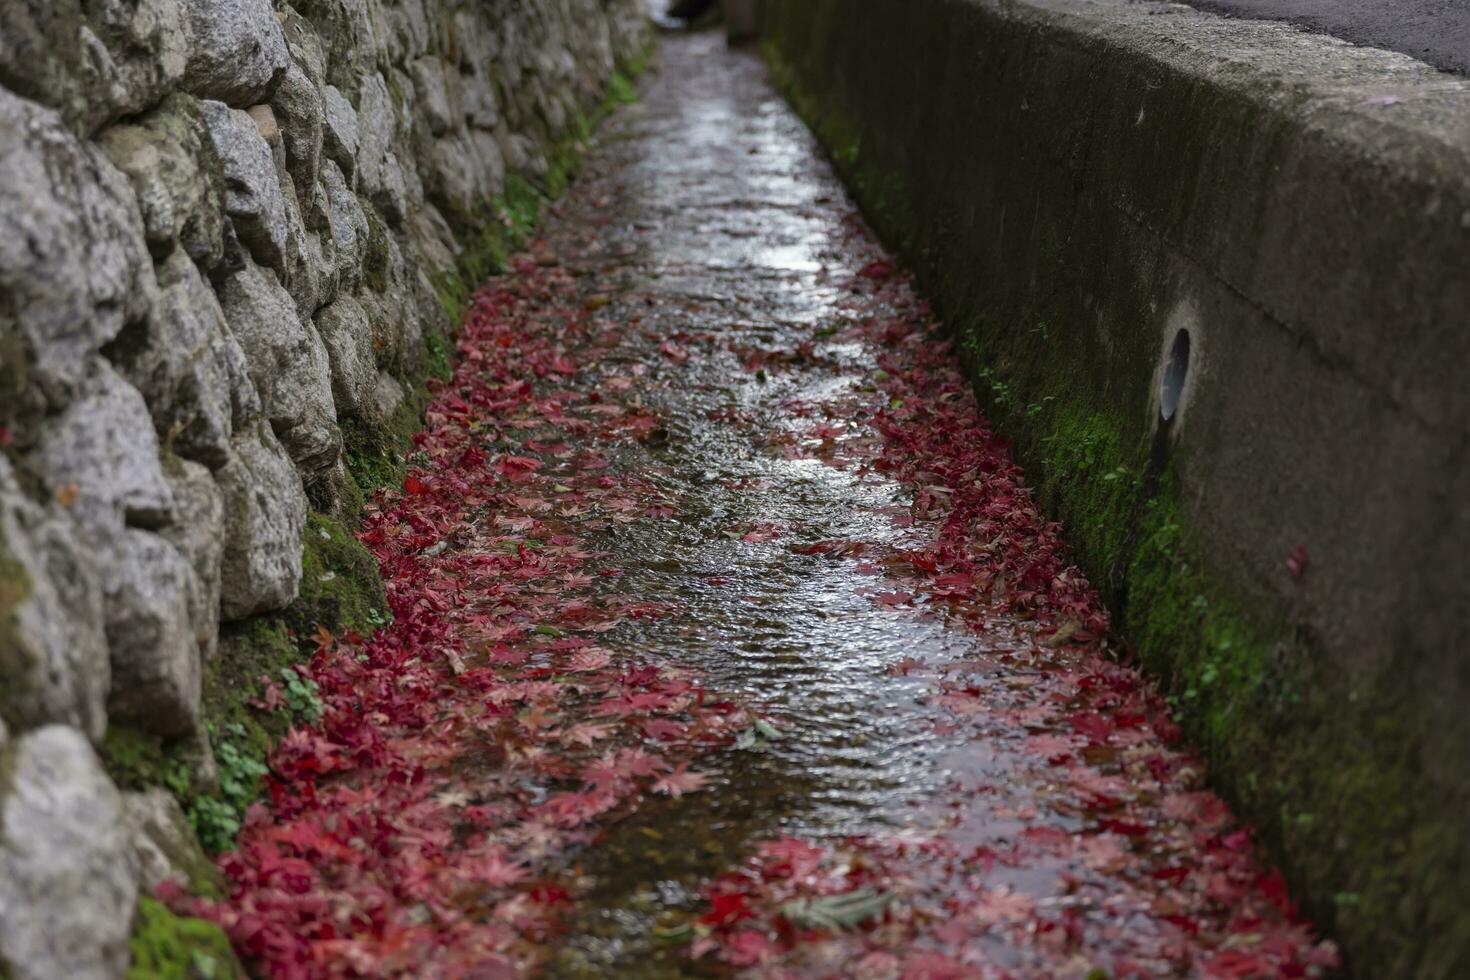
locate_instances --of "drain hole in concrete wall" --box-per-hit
[1160,329,1190,422]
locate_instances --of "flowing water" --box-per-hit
[537,31,1060,975]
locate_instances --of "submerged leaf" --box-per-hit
[779,889,892,931]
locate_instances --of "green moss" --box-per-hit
[99,725,180,791]
[606,71,638,107]
[954,318,1470,972]
[1123,477,1470,975]
[1,310,31,417]
[423,325,452,382]
[127,897,244,980]
[141,586,346,857]
[205,619,299,734]
[541,140,580,201]
[287,513,387,642]
[341,393,426,494]
[385,70,406,110]
[1125,478,1280,746]
[172,618,304,853]
[95,728,224,894]
[435,185,533,324]
[1028,403,1145,603]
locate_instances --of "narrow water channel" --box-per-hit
[200,28,1333,980]
[537,35,979,971]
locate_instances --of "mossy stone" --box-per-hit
[287,513,386,641]
[127,898,244,980]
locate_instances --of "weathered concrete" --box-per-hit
[761,1,1470,975]
[1189,0,1470,76]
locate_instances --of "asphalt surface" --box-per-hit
[1187,0,1470,74]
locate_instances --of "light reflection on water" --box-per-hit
[539,31,1022,976]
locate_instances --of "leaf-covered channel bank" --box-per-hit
[173,32,1336,979]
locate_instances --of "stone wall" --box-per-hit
[0,1,647,975]
[761,1,1470,975]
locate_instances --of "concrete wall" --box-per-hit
[0,1,646,975]
[762,1,1470,975]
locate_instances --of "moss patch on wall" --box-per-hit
[103,493,390,856]
[434,173,545,328]
[1121,474,1470,977]
[127,898,244,980]
[288,513,388,641]
[112,511,391,853]
[0,324,40,452]
[340,398,424,496]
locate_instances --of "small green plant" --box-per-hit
[1043,420,1106,471]
[1199,660,1220,688]
[188,722,269,853]
[424,328,452,381]
[1024,394,1057,419]
[279,667,324,724]
[189,797,243,856]
[975,366,1014,408]
[607,71,637,105]
[128,897,243,979]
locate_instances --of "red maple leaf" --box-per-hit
[653,764,710,798]
[699,892,753,927]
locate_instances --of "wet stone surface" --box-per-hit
[183,30,1335,980]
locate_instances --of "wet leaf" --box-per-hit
[653,764,711,798]
[779,889,892,931]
